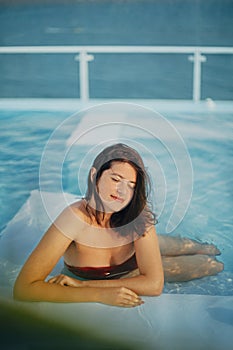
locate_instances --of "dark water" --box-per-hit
[0,0,233,99]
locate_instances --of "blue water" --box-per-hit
[0,0,233,99]
[0,102,232,295]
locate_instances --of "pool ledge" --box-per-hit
[0,98,233,114]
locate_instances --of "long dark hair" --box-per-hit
[85,143,156,237]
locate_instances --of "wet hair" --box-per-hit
[85,143,157,237]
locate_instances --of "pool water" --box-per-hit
[0,102,232,296]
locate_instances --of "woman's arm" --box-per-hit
[76,226,164,296]
[14,207,143,307]
[14,224,92,302]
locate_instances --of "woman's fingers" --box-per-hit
[121,297,144,307]
[99,286,143,308]
[117,287,144,307]
[47,274,80,287]
[47,276,58,284]
[124,295,144,307]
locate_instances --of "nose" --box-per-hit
[116,181,127,195]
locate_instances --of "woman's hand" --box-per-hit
[47,274,84,287]
[99,286,144,308]
[48,275,143,307]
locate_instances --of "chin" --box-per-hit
[104,200,127,214]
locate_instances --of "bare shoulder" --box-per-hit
[134,225,159,249]
[58,199,85,218]
[69,198,91,223]
[136,225,157,240]
[53,199,88,238]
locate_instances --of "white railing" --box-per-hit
[1,45,233,102]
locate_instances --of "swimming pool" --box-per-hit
[0,100,232,296]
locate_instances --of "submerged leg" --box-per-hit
[162,254,224,282]
[158,235,221,257]
[120,255,223,283]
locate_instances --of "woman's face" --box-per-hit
[96,161,137,213]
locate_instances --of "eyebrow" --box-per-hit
[110,172,136,184]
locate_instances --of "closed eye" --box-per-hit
[111,176,135,189]
[128,183,136,189]
[111,176,120,182]
[110,173,136,190]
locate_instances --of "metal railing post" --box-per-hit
[75,51,94,102]
[188,49,206,102]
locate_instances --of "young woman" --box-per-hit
[14,143,223,308]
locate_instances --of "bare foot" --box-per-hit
[162,255,224,282]
[195,243,221,256]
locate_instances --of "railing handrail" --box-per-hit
[0,45,233,54]
[1,45,233,102]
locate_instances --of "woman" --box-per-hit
[14,143,223,307]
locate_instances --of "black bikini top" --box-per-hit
[64,254,138,280]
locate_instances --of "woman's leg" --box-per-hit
[120,255,223,282]
[122,235,223,282]
[162,254,224,282]
[158,235,221,257]
[120,255,224,282]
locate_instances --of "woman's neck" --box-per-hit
[85,197,112,228]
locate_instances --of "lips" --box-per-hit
[110,195,124,203]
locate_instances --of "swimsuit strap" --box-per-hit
[64,254,138,280]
